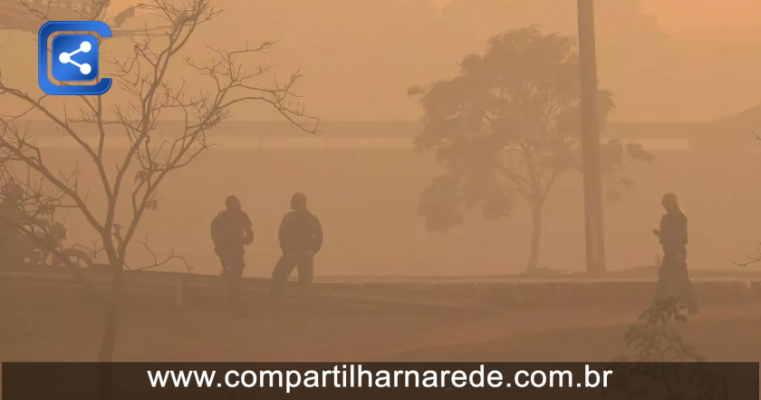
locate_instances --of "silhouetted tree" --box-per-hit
[410,27,652,271]
[619,297,703,362]
[0,0,317,361]
[606,298,729,400]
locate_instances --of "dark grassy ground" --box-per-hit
[1,277,759,363]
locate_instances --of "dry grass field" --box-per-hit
[1,275,760,363]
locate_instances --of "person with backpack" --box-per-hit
[211,195,254,313]
[271,192,323,306]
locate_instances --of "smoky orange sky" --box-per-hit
[639,0,761,33]
[2,0,761,122]
[431,0,761,33]
[106,0,761,34]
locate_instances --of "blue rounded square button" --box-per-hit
[51,34,99,82]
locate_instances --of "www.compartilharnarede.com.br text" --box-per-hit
[147,364,613,393]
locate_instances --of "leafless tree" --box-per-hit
[736,246,761,267]
[0,144,98,295]
[0,0,318,361]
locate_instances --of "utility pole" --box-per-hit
[577,0,606,274]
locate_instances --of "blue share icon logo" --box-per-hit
[38,21,113,96]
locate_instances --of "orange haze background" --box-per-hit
[105,0,761,33]
[3,0,761,122]
[1,0,760,276]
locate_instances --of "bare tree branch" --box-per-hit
[736,242,761,267]
[0,0,318,361]
[127,234,193,273]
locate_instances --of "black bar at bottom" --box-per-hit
[2,362,758,400]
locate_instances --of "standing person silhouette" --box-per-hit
[652,193,698,314]
[211,195,254,315]
[271,193,323,307]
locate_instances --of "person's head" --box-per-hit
[290,192,307,210]
[661,192,681,213]
[1,182,23,204]
[225,195,241,211]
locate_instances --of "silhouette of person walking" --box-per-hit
[652,193,698,314]
[271,193,323,306]
[211,195,254,313]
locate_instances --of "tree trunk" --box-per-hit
[99,264,122,362]
[526,205,543,271]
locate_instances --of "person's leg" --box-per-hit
[218,253,234,304]
[677,248,698,314]
[271,254,297,301]
[296,254,314,305]
[681,272,699,314]
[217,250,229,277]
[228,253,245,312]
[654,249,672,304]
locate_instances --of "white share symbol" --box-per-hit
[58,41,92,75]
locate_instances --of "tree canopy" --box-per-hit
[412,27,652,270]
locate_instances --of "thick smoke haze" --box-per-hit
[3,0,761,376]
[1,0,760,121]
